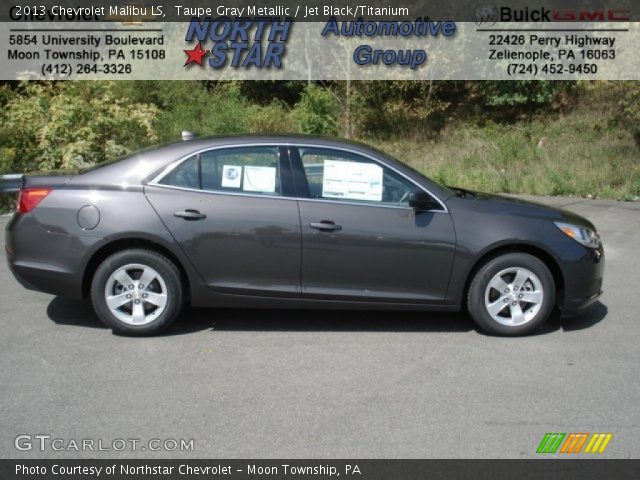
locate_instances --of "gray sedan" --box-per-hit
[5,135,604,336]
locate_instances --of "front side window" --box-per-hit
[299,147,417,206]
[159,147,282,196]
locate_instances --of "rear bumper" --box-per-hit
[5,213,85,299]
[558,243,605,316]
[8,260,81,298]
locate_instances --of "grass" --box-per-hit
[374,85,640,200]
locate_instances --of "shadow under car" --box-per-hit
[46,297,608,337]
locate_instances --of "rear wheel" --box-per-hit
[91,249,183,336]
[467,253,555,336]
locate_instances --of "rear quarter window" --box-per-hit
[158,155,199,189]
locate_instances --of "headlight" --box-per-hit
[554,222,600,248]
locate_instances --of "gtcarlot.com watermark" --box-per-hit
[15,434,194,452]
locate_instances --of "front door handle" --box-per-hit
[310,221,342,232]
[174,209,207,221]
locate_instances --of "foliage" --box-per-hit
[350,81,449,138]
[0,82,158,172]
[474,81,573,108]
[239,80,305,106]
[618,81,640,147]
[0,80,638,214]
[247,100,292,134]
[376,95,640,200]
[151,82,252,140]
[292,84,339,136]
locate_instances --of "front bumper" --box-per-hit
[558,242,605,316]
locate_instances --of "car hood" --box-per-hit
[450,188,596,229]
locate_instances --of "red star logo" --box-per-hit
[184,42,209,66]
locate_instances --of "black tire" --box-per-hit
[91,249,184,336]
[467,253,555,336]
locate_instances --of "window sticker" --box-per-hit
[221,165,242,188]
[322,160,383,202]
[243,166,277,193]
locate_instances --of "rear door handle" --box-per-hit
[310,221,342,232]
[174,209,207,221]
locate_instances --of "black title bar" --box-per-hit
[2,0,637,22]
[2,460,640,480]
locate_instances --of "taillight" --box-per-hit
[17,188,52,213]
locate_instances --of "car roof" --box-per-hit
[158,134,383,152]
[77,135,384,184]
[73,135,451,201]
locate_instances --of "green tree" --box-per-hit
[1,82,158,172]
[151,82,252,140]
[293,84,339,136]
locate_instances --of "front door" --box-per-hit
[145,145,301,297]
[292,146,456,303]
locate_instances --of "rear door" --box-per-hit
[145,145,302,297]
[291,146,456,303]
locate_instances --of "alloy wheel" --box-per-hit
[104,263,168,325]
[484,267,544,326]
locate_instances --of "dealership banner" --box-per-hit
[1,0,639,80]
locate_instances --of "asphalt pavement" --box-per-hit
[1,196,639,459]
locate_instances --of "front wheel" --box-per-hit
[467,253,555,336]
[91,249,184,336]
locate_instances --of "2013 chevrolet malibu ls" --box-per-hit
[5,135,604,336]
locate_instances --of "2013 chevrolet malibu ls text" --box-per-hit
[5,135,604,336]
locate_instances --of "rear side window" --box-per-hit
[201,147,280,195]
[158,147,282,196]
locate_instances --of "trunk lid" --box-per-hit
[1,172,76,194]
[21,172,75,190]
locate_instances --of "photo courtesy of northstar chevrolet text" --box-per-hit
[0,0,638,477]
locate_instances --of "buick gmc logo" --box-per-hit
[474,6,631,23]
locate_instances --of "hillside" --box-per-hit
[378,84,639,200]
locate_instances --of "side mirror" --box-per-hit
[409,191,438,211]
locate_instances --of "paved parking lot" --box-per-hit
[1,196,639,459]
